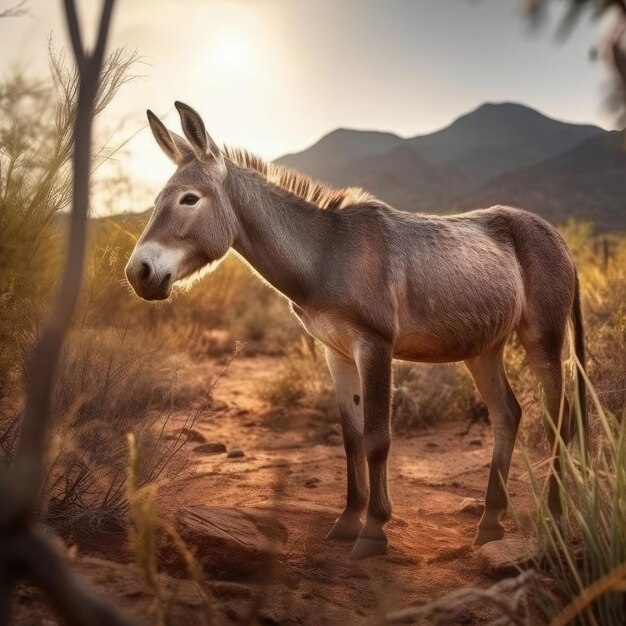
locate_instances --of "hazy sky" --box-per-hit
[0,0,616,211]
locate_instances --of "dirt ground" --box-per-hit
[12,355,539,625]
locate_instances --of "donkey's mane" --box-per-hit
[223,146,374,211]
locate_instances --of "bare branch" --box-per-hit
[385,570,535,626]
[0,1,140,623]
[0,1,28,19]
[7,0,117,521]
[63,0,85,66]
[13,527,136,626]
[612,24,626,86]
[92,0,116,68]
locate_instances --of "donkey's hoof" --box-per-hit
[349,536,388,560]
[473,523,505,546]
[326,517,363,541]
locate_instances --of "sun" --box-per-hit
[213,33,250,69]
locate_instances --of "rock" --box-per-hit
[227,448,245,458]
[458,498,484,516]
[193,442,226,455]
[70,557,207,620]
[469,439,483,447]
[305,477,321,488]
[455,607,474,624]
[478,537,537,579]
[208,580,253,599]
[326,434,343,446]
[177,506,287,577]
[179,428,206,444]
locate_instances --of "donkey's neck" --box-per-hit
[226,162,334,304]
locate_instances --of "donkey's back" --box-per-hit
[346,204,577,365]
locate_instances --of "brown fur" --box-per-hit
[126,102,587,559]
[223,146,373,211]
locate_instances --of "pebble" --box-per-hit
[458,497,484,516]
[193,442,226,454]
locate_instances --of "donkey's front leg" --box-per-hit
[350,338,393,560]
[325,348,368,541]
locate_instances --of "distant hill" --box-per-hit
[451,131,626,233]
[277,128,404,184]
[331,145,473,210]
[407,102,603,184]
[277,102,624,231]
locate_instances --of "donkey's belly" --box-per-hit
[394,291,523,363]
[393,331,482,363]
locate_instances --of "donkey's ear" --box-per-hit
[147,110,192,165]
[174,101,225,174]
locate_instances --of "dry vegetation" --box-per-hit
[1,45,626,625]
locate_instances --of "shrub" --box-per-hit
[0,325,207,532]
[524,368,626,625]
[392,362,474,433]
[258,337,333,410]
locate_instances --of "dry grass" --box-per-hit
[520,365,626,625]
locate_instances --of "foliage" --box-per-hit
[392,362,474,433]
[525,367,626,625]
[0,48,138,389]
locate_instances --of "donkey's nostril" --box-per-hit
[140,261,152,283]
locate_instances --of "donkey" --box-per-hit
[126,102,586,560]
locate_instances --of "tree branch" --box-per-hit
[92,0,115,69]
[14,527,136,626]
[63,0,86,66]
[0,1,139,624]
[0,1,28,19]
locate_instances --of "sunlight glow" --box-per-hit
[213,34,250,70]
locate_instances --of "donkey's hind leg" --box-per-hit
[518,323,570,522]
[325,348,368,541]
[465,345,522,546]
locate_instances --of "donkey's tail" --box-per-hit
[571,273,588,445]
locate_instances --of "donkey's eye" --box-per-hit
[180,193,200,206]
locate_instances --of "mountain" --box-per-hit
[407,102,603,184]
[277,128,404,184]
[330,145,474,210]
[451,131,626,233]
[279,103,604,189]
[276,102,625,231]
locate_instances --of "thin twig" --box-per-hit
[385,570,536,626]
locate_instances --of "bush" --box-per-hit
[0,324,207,532]
[392,362,474,433]
[258,344,477,434]
[258,337,334,411]
[525,369,626,625]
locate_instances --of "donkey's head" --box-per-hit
[125,102,237,300]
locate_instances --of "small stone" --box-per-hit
[305,477,321,488]
[478,537,537,579]
[179,428,206,444]
[455,607,474,624]
[209,581,252,599]
[425,441,439,449]
[458,498,484,516]
[193,442,226,455]
[469,439,483,447]
[177,506,287,577]
[227,448,245,458]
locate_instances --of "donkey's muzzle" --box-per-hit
[125,243,176,301]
